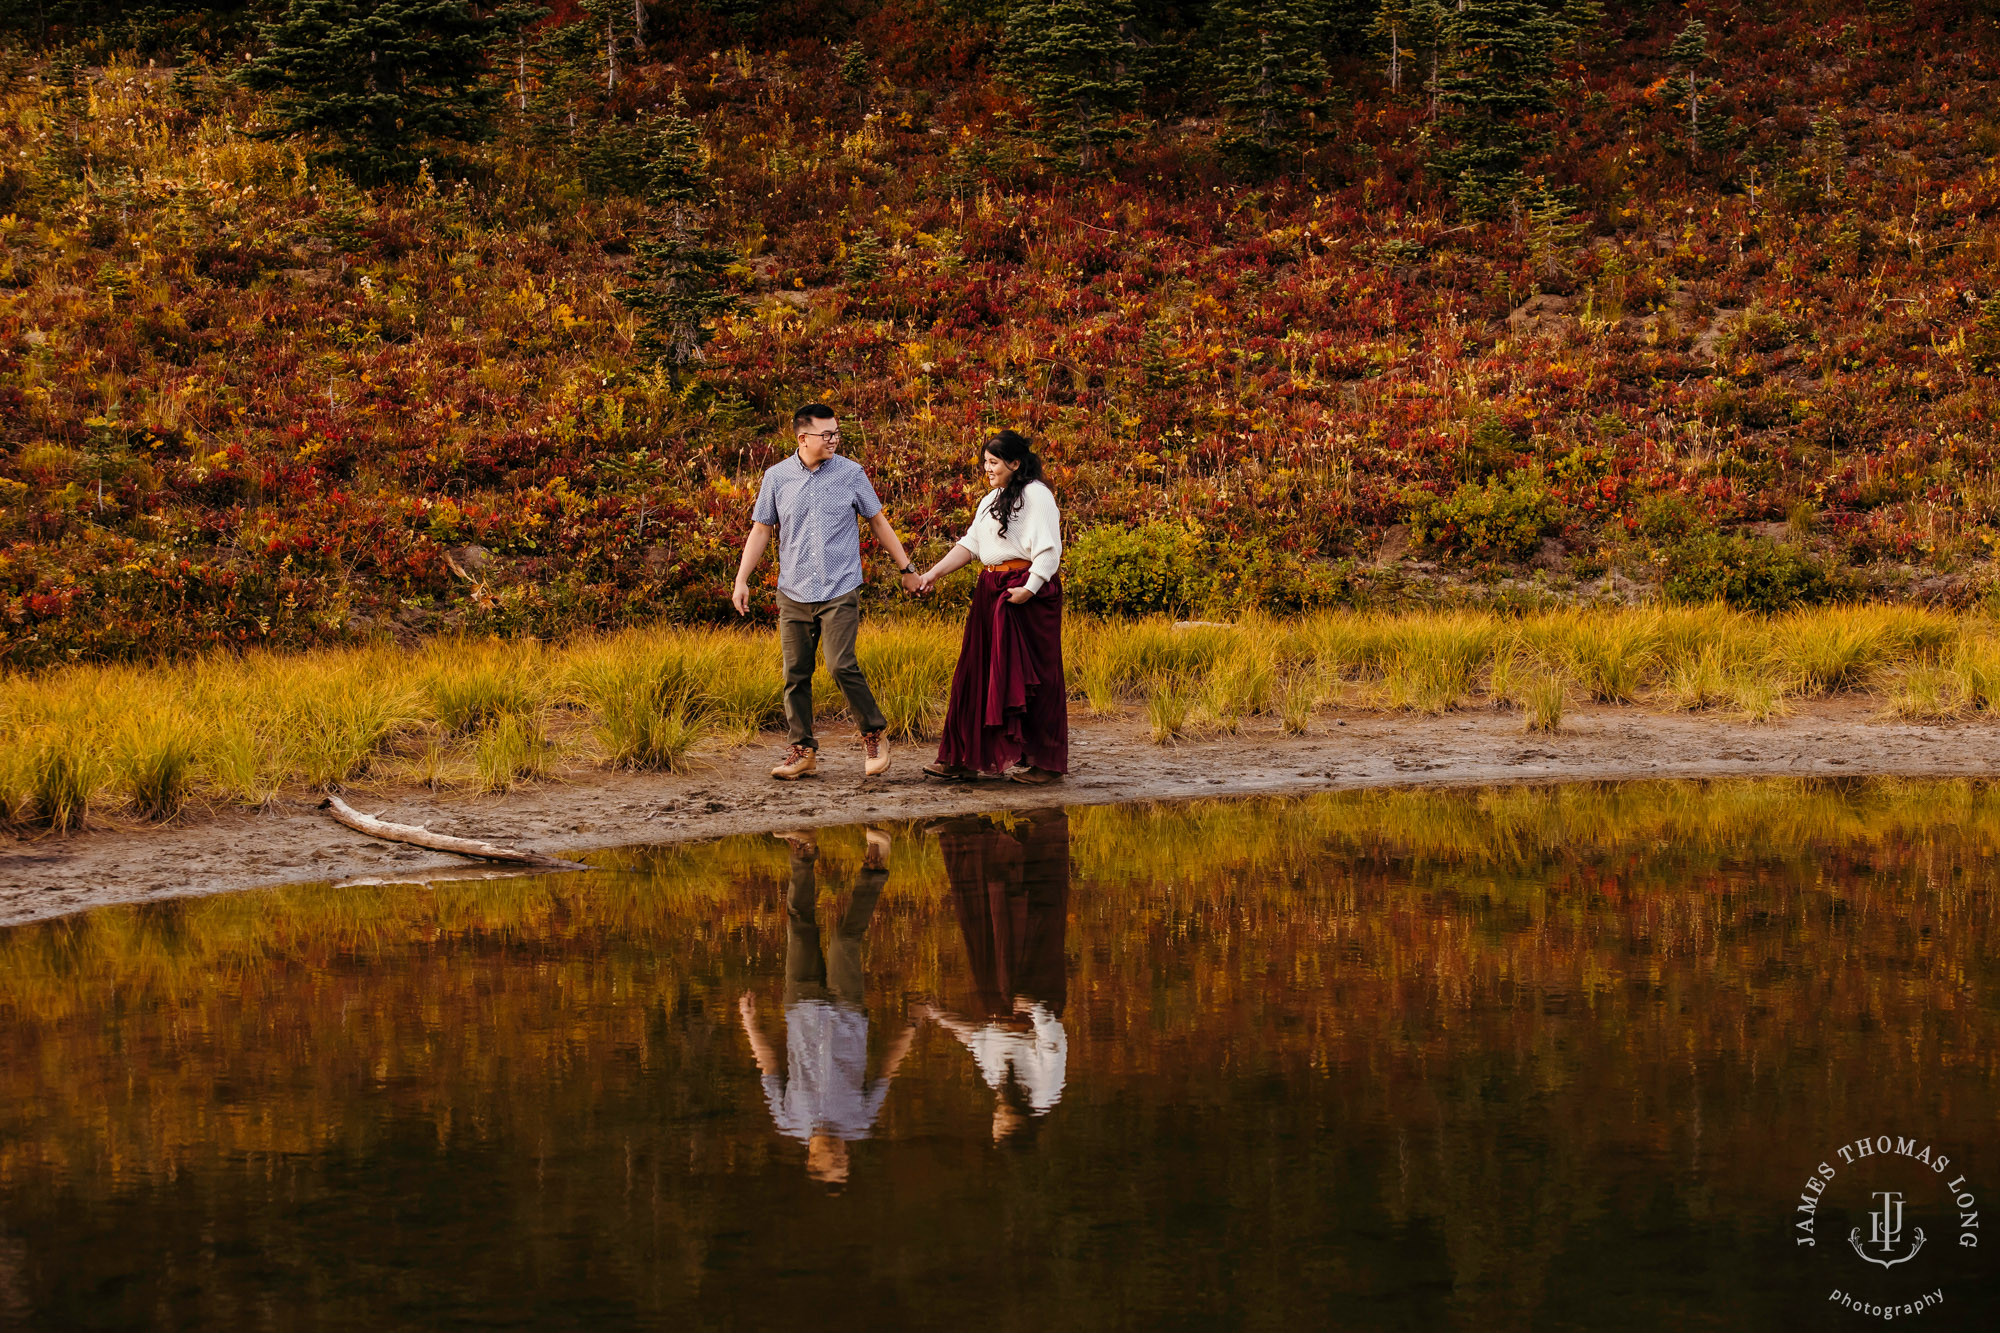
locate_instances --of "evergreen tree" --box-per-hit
[1213,0,1330,163]
[235,0,526,183]
[1966,290,2000,373]
[838,38,869,116]
[518,15,599,142]
[1416,0,1450,119]
[1371,0,1413,93]
[1809,113,1843,200]
[1001,0,1141,169]
[497,2,550,116]
[706,0,763,33]
[578,0,638,91]
[1428,0,1577,219]
[1665,19,1708,159]
[618,104,738,384]
[1523,180,1583,286]
[1371,0,1446,102]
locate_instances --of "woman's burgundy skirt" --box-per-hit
[935,568,1068,775]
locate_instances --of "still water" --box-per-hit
[1,780,1996,1330]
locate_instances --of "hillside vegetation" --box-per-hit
[3,3,2000,667]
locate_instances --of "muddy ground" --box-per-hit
[3,701,1996,928]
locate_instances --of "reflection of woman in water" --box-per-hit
[919,811,1071,1145]
[739,829,914,1185]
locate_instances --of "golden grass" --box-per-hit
[4,606,1998,828]
[1522,674,1567,734]
[1145,674,1199,745]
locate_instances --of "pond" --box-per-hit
[0,780,1995,1330]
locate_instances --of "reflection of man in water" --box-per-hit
[738,828,914,1185]
[918,811,1071,1145]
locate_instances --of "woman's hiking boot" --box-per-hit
[1006,766,1062,785]
[922,760,975,781]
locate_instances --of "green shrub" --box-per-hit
[1064,524,1326,617]
[1662,532,1836,613]
[1064,524,1206,617]
[1637,493,1704,545]
[1640,496,1839,613]
[1405,467,1557,561]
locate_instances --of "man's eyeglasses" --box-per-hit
[799,430,842,444]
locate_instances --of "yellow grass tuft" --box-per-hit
[1145,674,1199,745]
[1522,674,1567,734]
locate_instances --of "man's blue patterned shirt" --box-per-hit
[751,453,884,603]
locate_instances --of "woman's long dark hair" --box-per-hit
[984,430,1044,538]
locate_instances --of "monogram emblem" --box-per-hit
[1848,1190,1927,1269]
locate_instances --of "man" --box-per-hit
[732,404,921,779]
[738,828,913,1186]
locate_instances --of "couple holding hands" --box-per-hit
[730,404,1068,786]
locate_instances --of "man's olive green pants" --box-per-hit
[777,589,887,750]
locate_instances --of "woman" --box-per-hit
[912,811,1072,1145]
[917,430,1067,784]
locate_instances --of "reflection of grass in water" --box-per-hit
[1,779,1996,1192]
[1067,777,2000,882]
[7,778,1996,1007]
[5,606,2000,826]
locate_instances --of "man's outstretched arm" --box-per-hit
[732,521,774,615]
[866,511,922,593]
[738,992,782,1078]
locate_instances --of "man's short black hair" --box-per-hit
[793,403,837,433]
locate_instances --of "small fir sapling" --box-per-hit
[845,225,885,282]
[1966,291,2000,373]
[1810,114,1844,199]
[839,39,870,115]
[1665,19,1710,159]
[1524,182,1584,286]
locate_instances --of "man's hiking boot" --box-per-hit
[862,730,890,778]
[772,830,818,858]
[863,827,892,870]
[771,744,818,780]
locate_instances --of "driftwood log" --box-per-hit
[319,796,591,872]
[332,867,553,890]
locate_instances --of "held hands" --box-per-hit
[899,570,923,594]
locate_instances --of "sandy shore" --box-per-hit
[3,700,1995,928]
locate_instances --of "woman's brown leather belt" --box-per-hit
[985,558,1032,572]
